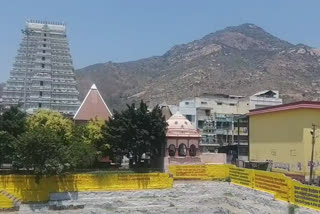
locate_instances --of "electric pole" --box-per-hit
[309,123,316,185]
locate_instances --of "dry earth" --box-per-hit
[4,181,320,214]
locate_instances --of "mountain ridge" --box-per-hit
[76,23,320,111]
[3,23,320,111]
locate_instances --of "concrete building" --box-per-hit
[2,20,80,115]
[175,90,282,160]
[249,90,282,110]
[249,101,320,181]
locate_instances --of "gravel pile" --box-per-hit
[4,180,320,214]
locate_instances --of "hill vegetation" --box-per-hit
[76,23,320,111]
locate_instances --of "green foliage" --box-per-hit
[75,119,110,160]
[16,126,71,177]
[0,131,18,165]
[0,106,26,137]
[27,110,74,144]
[288,204,299,214]
[13,110,96,178]
[68,140,96,169]
[15,125,96,179]
[0,107,26,166]
[104,100,167,168]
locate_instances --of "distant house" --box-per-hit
[249,101,320,182]
[73,84,112,124]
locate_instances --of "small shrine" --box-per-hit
[166,112,201,158]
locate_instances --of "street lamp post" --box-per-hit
[310,123,316,185]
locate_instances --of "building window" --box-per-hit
[178,144,187,157]
[198,120,204,129]
[44,33,47,37]
[39,91,42,97]
[185,115,193,122]
[40,81,43,86]
[43,50,46,53]
[290,149,296,156]
[43,44,46,47]
[168,144,176,157]
[185,102,189,105]
[44,38,46,41]
[41,64,45,68]
[217,102,222,105]
[201,101,207,105]
[38,103,42,108]
[189,145,196,156]
[42,57,45,61]
[205,109,211,116]
[229,103,235,106]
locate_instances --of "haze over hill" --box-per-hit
[2,23,320,110]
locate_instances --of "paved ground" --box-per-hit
[4,181,320,214]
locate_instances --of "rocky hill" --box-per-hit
[3,23,320,111]
[76,23,320,111]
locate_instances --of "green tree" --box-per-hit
[0,106,26,137]
[104,100,167,169]
[0,106,26,166]
[27,110,74,144]
[0,131,18,166]
[16,127,71,177]
[14,110,96,178]
[81,119,110,159]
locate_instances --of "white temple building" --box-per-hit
[1,20,80,115]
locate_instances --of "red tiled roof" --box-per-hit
[249,101,320,116]
[73,84,112,121]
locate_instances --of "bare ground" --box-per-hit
[4,180,320,214]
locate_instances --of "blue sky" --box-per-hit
[0,0,320,82]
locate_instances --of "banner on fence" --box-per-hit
[169,164,320,211]
[169,165,208,179]
[0,173,173,207]
[169,164,230,180]
[253,170,291,201]
[292,181,320,210]
[229,167,253,188]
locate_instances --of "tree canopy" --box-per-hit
[0,101,167,176]
[0,107,26,166]
[0,106,26,137]
[13,110,96,178]
[27,110,74,144]
[104,101,167,168]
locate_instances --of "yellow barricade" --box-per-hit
[169,164,320,211]
[229,166,253,188]
[169,165,209,179]
[169,164,231,180]
[291,180,320,210]
[206,164,230,179]
[4,165,320,211]
[253,170,291,202]
[0,194,13,209]
[0,173,173,206]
